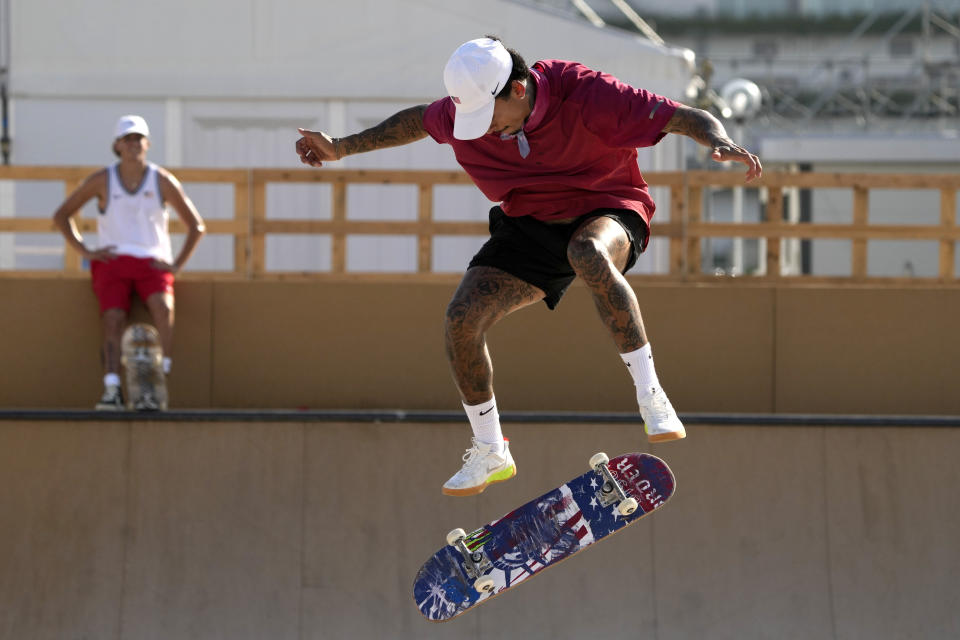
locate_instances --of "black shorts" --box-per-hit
[468,206,649,310]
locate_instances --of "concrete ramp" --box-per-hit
[1,417,958,639]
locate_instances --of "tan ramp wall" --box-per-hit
[1,420,958,639]
[1,278,959,414]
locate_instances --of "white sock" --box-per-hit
[462,398,504,454]
[620,343,661,397]
[162,357,172,375]
[104,373,121,388]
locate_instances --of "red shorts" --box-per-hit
[90,255,175,314]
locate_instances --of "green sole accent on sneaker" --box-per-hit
[487,464,516,483]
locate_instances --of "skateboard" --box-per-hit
[413,452,675,622]
[120,323,168,411]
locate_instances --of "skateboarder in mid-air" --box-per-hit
[296,37,762,496]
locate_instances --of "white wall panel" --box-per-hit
[8,0,691,273]
[11,0,692,99]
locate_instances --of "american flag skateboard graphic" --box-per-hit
[413,452,675,622]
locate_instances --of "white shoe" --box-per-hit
[95,384,125,411]
[442,438,516,497]
[637,386,686,443]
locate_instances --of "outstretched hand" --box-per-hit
[296,128,340,167]
[711,142,763,182]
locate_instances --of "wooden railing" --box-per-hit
[1,165,957,284]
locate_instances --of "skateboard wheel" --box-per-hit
[618,497,639,516]
[589,452,609,469]
[446,528,466,547]
[474,576,495,593]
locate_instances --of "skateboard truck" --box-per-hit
[446,528,495,593]
[589,452,639,516]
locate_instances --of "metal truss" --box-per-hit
[519,0,960,130]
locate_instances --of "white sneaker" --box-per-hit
[442,438,517,497]
[637,386,686,443]
[95,384,125,411]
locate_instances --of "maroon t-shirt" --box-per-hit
[422,59,679,224]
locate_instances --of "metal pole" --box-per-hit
[1,81,10,165]
[732,120,744,275]
[0,0,10,164]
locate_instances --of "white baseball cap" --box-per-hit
[443,38,513,140]
[114,114,150,139]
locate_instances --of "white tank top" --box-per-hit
[97,162,173,263]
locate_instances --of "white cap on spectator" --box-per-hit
[443,38,513,140]
[114,115,150,139]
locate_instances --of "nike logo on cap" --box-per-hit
[490,82,501,96]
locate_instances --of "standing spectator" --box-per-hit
[53,115,205,409]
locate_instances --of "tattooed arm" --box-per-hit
[662,104,763,182]
[296,105,429,167]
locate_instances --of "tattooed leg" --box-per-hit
[444,266,544,405]
[567,217,648,353]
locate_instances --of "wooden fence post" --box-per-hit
[852,185,868,279]
[251,173,267,277]
[331,182,347,273]
[234,171,251,277]
[940,187,957,281]
[669,183,685,276]
[686,185,702,276]
[62,179,83,272]
[418,184,433,273]
[766,186,783,278]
